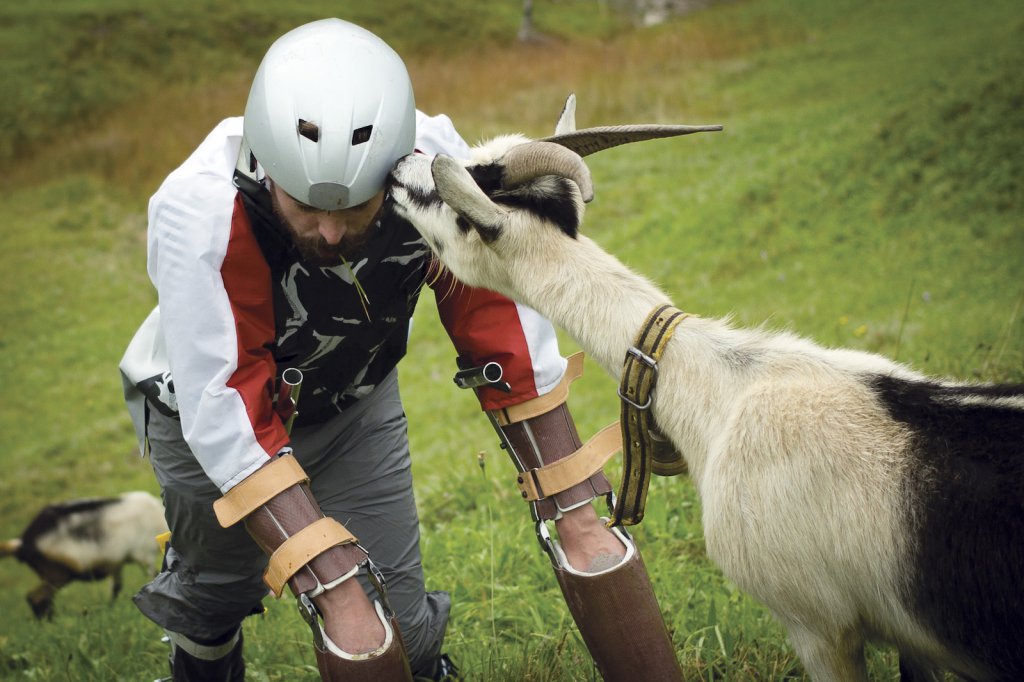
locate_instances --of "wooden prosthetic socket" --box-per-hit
[304,599,413,682]
[490,356,681,680]
[552,527,683,681]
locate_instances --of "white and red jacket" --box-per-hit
[121,115,567,493]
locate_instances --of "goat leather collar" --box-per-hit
[611,304,689,527]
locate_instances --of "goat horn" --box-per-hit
[500,141,594,203]
[541,124,723,157]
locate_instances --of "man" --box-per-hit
[121,18,680,682]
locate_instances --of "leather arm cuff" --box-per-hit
[497,402,613,520]
[244,482,367,598]
[214,455,365,598]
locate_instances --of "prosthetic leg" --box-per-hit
[213,454,413,682]
[468,353,682,681]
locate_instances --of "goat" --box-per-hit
[0,491,168,619]
[387,99,1024,681]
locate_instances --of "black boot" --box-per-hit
[414,653,460,681]
[165,627,245,682]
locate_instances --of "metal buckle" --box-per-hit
[298,593,325,651]
[362,553,397,619]
[535,520,558,566]
[618,346,657,410]
[617,387,652,410]
[626,345,658,369]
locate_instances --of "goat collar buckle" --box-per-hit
[618,347,659,409]
[626,345,659,370]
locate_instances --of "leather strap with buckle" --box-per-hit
[610,304,689,527]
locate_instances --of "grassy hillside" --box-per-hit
[0,0,623,164]
[1,0,1021,679]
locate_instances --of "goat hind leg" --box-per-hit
[898,652,943,682]
[786,625,868,682]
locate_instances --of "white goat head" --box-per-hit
[389,134,589,297]
[388,95,721,298]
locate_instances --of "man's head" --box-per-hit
[240,19,416,212]
[268,180,385,266]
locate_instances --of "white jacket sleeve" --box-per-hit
[147,117,288,492]
[414,110,472,158]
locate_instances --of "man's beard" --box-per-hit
[270,197,375,267]
[288,230,371,267]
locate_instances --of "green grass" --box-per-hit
[2,0,1022,679]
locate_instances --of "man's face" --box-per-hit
[268,181,385,266]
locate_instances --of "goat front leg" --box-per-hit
[27,582,59,620]
[110,565,124,600]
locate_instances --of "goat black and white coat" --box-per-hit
[0,491,168,619]
[387,100,1024,682]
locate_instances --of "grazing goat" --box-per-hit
[0,491,168,619]
[387,101,1024,681]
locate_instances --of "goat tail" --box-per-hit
[0,538,21,558]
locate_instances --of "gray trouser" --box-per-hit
[134,369,450,674]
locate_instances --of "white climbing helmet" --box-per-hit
[240,18,416,210]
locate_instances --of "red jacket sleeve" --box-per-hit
[431,267,567,411]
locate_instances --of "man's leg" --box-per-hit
[292,370,452,679]
[136,408,267,682]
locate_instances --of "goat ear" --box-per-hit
[554,93,577,135]
[431,155,506,237]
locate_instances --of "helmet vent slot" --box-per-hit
[297,119,320,143]
[352,125,373,146]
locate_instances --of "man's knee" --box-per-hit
[134,546,267,642]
